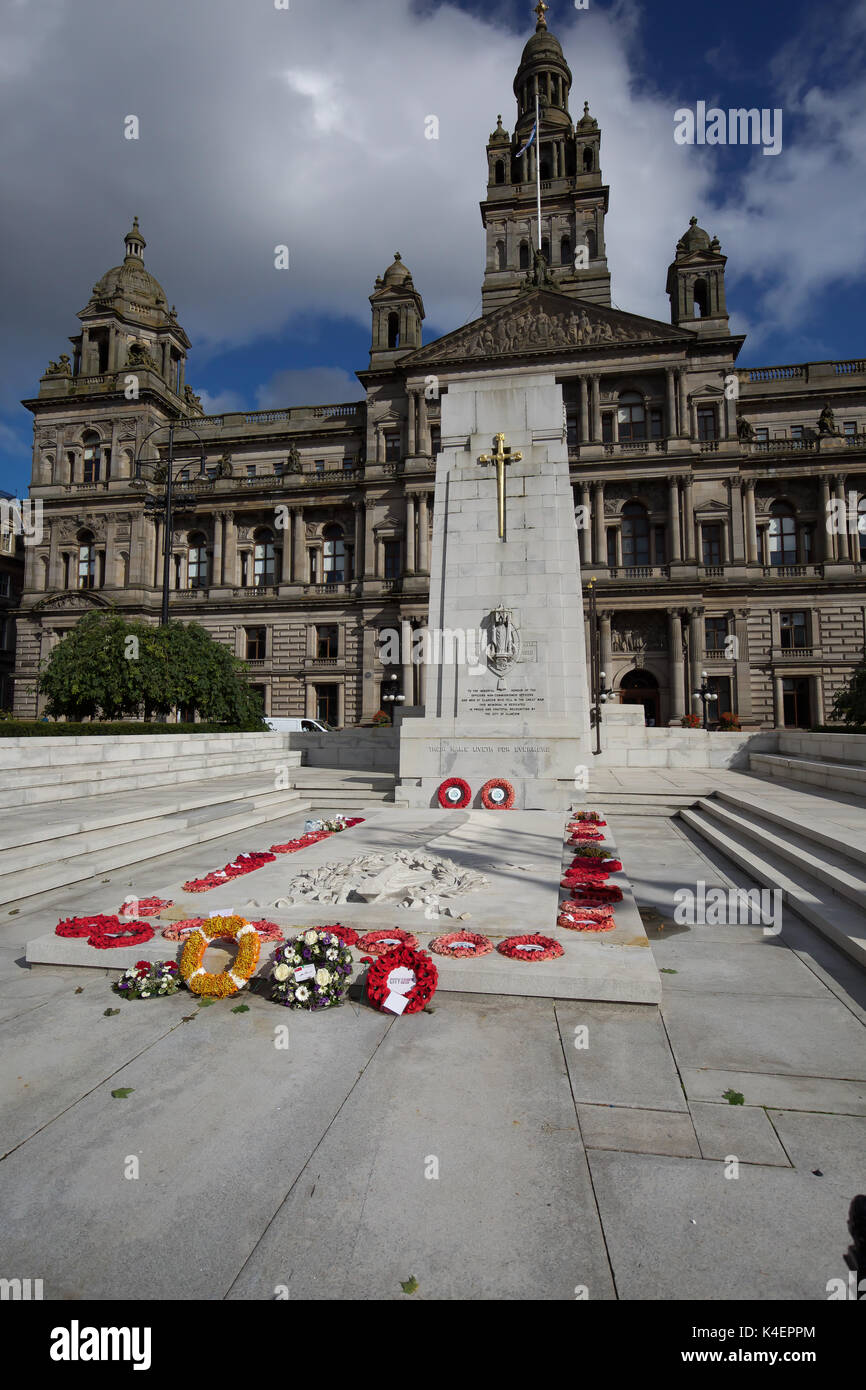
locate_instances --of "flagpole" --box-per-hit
[535,94,542,253]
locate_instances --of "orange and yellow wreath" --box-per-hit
[179,915,261,998]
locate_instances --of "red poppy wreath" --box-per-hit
[497,933,563,962]
[318,923,360,948]
[480,778,516,810]
[437,777,472,809]
[366,945,438,1015]
[357,928,418,956]
[55,914,154,949]
[558,903,616,932]
[429,930,493,959]
[568,882,624,905]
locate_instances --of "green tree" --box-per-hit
[38,612,264,726]
[830,653,866,727]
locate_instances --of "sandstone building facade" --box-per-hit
[11,7,866,729]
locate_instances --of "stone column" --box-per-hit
[599,611,613,680]
[668,476,681,562]
[668,609,685,722]
[376,427,384,463]
[665,368,676,438]
[579,482,591,565]
[292,509,305,582]
[688,607,704,704]
[579,376,589,444]
[834,475,850,561]
[734,608,753,720]
[353,502,364,580]
[212,511,224,585]
[401,618,414,706]
[813,675,825,724]
[683,474,695,561]
[279,512,291,583]
[405,493,416,574]
[48,521,61,589]
[418,492,430,572]
[305,682,317,718]
[592,481,606,565]
[418,391,430,454]
[820,475,835,561]
[773,674,785,728]
[677,370,688,437]
[729,481,745,562]
[224,511,238,587]
[590,376,601,442]
[744,480,758,563]
[407,391,416,455]
[364,504,376,578]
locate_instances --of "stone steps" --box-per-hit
[679,798,866,968]
[749,752,865,798]
[0,786,311,908]
[0,748,300,808]
[288,769,396,810]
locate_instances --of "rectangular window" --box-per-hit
[697,407,718,441]
[314,683,339,726]
[702,524,723,566]
[705,617,728,654]
[385,433,401,463]
[649,409,663,440]
[246,465,256,478]
[245,627,267,661]
[606,529,617,568]
[0,573,10,598]
[315,459,325,474]
[383,540,401,579]
[706,675,732,721]
[82,451,100,484]
[343,456,355,471]
[309,550,318,583]
[790,425,804,441]
[429,425,441,456]
[780,611,808,649]
[316,625,338,660]
[755,427,769,443]
[206,466,218,480]
[601,413,613,444]
[273,462,285,476]
[844,421,857,437]
[566,412,579,449]
[178,469,190,482]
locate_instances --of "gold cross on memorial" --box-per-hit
[478,432,522,540]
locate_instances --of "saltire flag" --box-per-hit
[515,120,537,158]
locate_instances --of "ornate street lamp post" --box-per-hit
[692,670,719,730]
[588,577,614,755]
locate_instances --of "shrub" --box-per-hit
[371,710,390,726]
[681,713,701,728]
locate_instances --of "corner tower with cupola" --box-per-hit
[480,2,611,314]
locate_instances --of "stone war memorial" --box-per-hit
[1,0,865,1325]
[397,370,593,810]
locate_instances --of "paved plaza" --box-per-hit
[2,792,863,1301]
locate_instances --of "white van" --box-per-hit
[265,717,335,734]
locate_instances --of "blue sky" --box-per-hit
[1,0,865,497]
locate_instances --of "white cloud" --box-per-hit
[0,0,863,446]
[255,367,361,410]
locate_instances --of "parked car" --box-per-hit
[264,717,335,734]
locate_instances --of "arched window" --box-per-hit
[622,502,650,567]
[860,496,866,561]
[494,160,505,185]
[586,229,597,259]
[768,502,798,567]
[253,527,276,586]
[77,530,96,589]
[693,278,709,318]
[539,148,552,180]
[82,431,102,484]
[387,312,400,350]
[323,523,345,584]
[496,240,506,271]
[188,531,208,589]
[519,241,530,270]
[617,392,646,443]
[560,236,571,265]
[582,147,593,173]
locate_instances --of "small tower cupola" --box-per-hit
[124,216,146,262]
[666,216,730,335]
[368,253,425,367]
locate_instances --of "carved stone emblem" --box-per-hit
[486,606,521,687]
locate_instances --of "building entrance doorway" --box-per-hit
[782,677,812,728]
[619,669,660,726]
[314,683,339,726]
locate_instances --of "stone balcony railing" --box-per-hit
[605,565,670,580]
[770,646,823,661]
[761,564,825,579]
